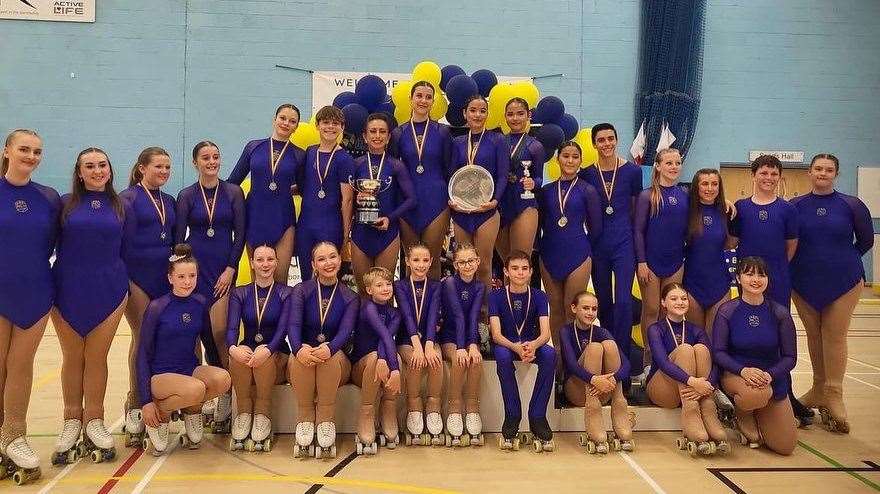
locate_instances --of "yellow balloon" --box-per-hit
[487,83,513,132]
[430,90,448,121]
[290,122,320,149]
[412,60,442,88]
[512,80,540,108]
[235,178,253,286]
[394,105,411,125]
[309,114,317,125]
[546,156,560,181]
[391,80,413,122]
[574,128,599,167]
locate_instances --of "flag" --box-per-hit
[630,119,646,165]
[656,122,676,152]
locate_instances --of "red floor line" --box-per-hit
[96,448,144,494]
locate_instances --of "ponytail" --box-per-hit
[129,146,170,187]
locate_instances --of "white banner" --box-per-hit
[0,0,94,22]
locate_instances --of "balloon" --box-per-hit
[446,104,466,127]
[391,80,413,121]
[546,156,560,181]
[446,74,479,107]
[512,80,540,108]
[290,122,320,149]
[534,123,565,152]
[430,90,448,121]
[574,128,599,166]
[342,103,369,135]
[394,105,411,126]
[412,60,442,88]
[355,74,387,111]
[471,69,498,97]
[440,64,466,90]
[488,83,515,133]
[376,100,395,117]
[332,91,358,109]
[556,113,579,140]
[533,96,565,124]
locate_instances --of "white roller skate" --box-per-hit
[123,409,145,448]
[404,411,427,446]
[229,413,252,451]
[209,393,232,434]
[425,412,444,446]
[465,412,484,446]
[293,421,315,458]
[81,419,117,463]
[179,413,203,449]
[52,418,82,465]
[144,422,170,456]
[444,413,466,447]
[315,422,337,459]
[250,414,273,452]
[1,437,41,485]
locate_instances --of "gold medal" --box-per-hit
[557,216,568,228]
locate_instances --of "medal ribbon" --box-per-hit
[411,278,427,326]
[269,138,290,183]
[556,177,579,221]
[316,146,338,192]
[506,286,532,337]
[466,130,485,167]
[598,158,619,206]
[254,282,275,332]
[197,182,218,230]
[318,281,339,331]
[367,152,386,180]
[138,183,166,228]
[410,120,430,165]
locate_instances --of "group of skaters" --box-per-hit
[0,81,873,485]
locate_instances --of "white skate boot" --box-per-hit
[145,422,169,456]
[83,419,116,463]
[293,421,315,458]
[180,413,203,449]
[250,414,272,452]
[52,418,82,465]
[315,421,337,458]
[229,413,252,451]
[465,412,484,446]
[2,436,41,485]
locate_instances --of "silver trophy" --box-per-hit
[520,160,535,200]
[349,177,392,224]
[448,165,494,212]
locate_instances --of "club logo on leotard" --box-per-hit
[512,299,523,310]
[668,196,678,206]
[321,299,330,310]
[90,199,102,210]
[14,200,28,213]
[817,207,827,216]
[461,290,469,301]
[272,150,281,162]
[758,210,769,221]
[703,215,713,226]
[748,315,760,327]
[182,313,192,324]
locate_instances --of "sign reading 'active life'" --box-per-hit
[0,0,95,23]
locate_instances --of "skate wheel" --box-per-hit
[356,441,363,455]
[587,441,596,454]
[533,440,543,453]
[598,442,609,454]
[687,441,698,457]
[716,441,730,454]
[622,439,635,452]
[612,438,621,451]
[543,439,555,452]
[708,441,717,455]
[378,434,386,447]
[13,470,24,486]
[228,438,237,451]
[369,442,378,455]
[264,438,272,452]
[314,446,321,459]
[420,433,431,445]
[330,445,337,458]
[518,432,532,445]
[474,433,484,446]
[444,434,452,447]
[404,434,412,446]
[244,438,255,452]
[179,435,188,447]
[461,434,471,447]
[308,444,315,456]
[498,436,506,449]
[141,438,149,451]
[513,438,520,451]
[578,433,588,447]
[91,450,102,463]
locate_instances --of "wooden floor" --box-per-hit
[11,300,880,494]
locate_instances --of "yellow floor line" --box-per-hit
[57,473,462,494]
[32,367,61,391]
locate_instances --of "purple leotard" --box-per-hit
[393,277,441,344]
[120,185,177,299]
[54,191,134,336]
[487,287,549,343]
[175,181,246,303]
[560,322,630,384]
[349,299,401,371]
[228,138,304,246]
[537,177,603,281]
[712,298,796,400]
[390,120,452,233]
[226,282,293,353]
[448,130,510,234]
[136,292,218,407]
[730,197,798,308]
[437,274,485,347]
[286,279,359,355]
[499,133,544,227]
[0,178,60,328]
[634,185,689,278]
[683,204,731,308]
[790,192,874,311]
[349,153,416,257]
[295,145,355,279]
[646,319,717,386]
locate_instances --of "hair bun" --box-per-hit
[173,243,192,258]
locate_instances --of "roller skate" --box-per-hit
[123,408,145,448]
[579,395,609,454]
[817,386,849,434]
[228,413,251,451]
[1,437,41,485]
[465,412,484,446]
[609,390,635,452]
[250,414,273,452]
[498,416,521,451]
[208,392,232,434]
[677,397,712,457]
[700,398,730,454]
[80,419,117,463]
[354,405,378,455]
[293,421,315,458]
[714,389,736,429]
[378,398,399,449]
[734,409,762,449]
[315,422,337,458]
[529,417,555,453]
[178,413,203,449]
[426,412,444,445]
[201,398,216,430]
[790,394,814,428]
[52,418,82,465]
[444,413,467,447]
[404,411,428,446]
[144,422,170,456]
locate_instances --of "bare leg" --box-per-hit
[508,208,538,256]
[703,294,729,338]
[441,343,465,416]
[124,282,151,409]
[0,314,48,445]
[315,352,347,424]
[191,365,232,410]
[402,210,450,280]
[686,296,707,332]
[150,374,207,415]
[82,298,126,422]
[755,398,797,455]
[350,242,374,294]
[53,311,85,420]
[454,213,500,289]
[252,354,276,416]
[209,295,230,369]
[273,226,295,284]
[819,282,861,430]
[792,291,824,407]
[398,345,423,412]
[229,356,255,415]
[288,355,317,423]
[373,237,402,279]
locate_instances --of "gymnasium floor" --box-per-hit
[13,300,880,493]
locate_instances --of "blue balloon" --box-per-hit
[376,100,395,117]
[342,103,369,135]
[332,91,358,109]
[355,75,388,112]
[556,113,579,141]
[446,74,479,107]
[532,96,565,125]
[471,69,498,97]
[534,123,565,152]
[440,65,466,91]
[446,104,466,127]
